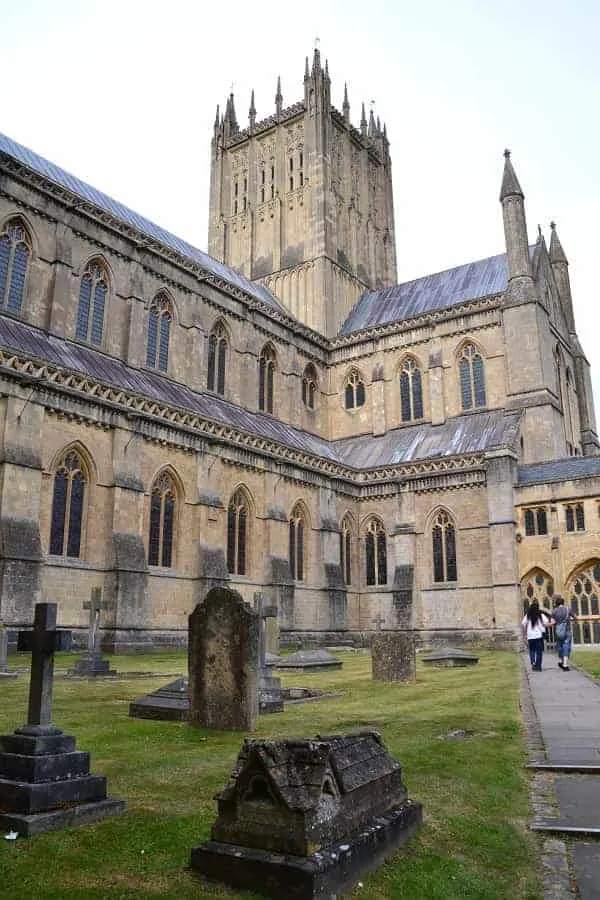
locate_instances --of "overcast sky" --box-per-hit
[2,0,599,421]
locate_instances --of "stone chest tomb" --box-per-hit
[190,729,422,898]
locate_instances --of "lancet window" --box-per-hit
[302,364,318,410]
[365,518,387,586]
[432,510,457,583]
[259,345,276,413]
[289,504,306,582]
[148,472,176,567]
[344,369,365,410]
[49,450,87,558]
[207,322,228,395]
[340,515,353,586]
[0,219,30,313]
[146,294,172,372]
[227,490,249,575]
[459,342,486,410]
[76,261,107,346]
[399,358,423,422]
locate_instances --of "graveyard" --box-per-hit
[0,640,540,899]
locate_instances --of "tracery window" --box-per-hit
[207,322,228,395]
[0,219,30,313]
[289,504,306,581]
[302,364,318,410]
[565,503,585,533]
[49,450,87,557]
[148,471,176,567]
[568,563,600,645]
[365,518,387,586]
[344,369,365,410]
[146,294,172,372]
[459,342,486,410]
[340,515,353,586]
[399,358,423,422]
[523,507,548,536]
[520,569,554,613]
[432,510,457,583]
[76,261,107,346]
[227,489,249,575]
[259,345,276,413]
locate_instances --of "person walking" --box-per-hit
[552,596,576,671]
[522,600,550,671]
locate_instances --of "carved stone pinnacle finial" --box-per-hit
[504,148,511,159]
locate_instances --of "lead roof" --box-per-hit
[518,458,600,486]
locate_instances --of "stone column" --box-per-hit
[486,453,520,643]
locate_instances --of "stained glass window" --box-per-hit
[289,504,306,581]
[207,322,228,394]
[432,510,457,583]
[302,364,318,410]
[259,345,276,413]
[227,489,249,575]
[399,358,423,422]
[146,294,171,372]
[344,369,365,410]
[365,519,387,586]
[0,220,30,313]
[459,343,486,410]
[340,515,352,585]
[76,262,107,345]
[148,472,176,567]
[49,450,87,557]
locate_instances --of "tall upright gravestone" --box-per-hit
[372,632,416,683]
[188,587,260,732]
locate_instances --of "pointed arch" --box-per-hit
[398,354,424,422]
[289,501,309,581]
[340,512,354,586]
[259,343,277,413]
[0,216,32,314]
[146,291,173,372]
[148,467,180,567]
[344,367,366,410]
[519,567,555,612]
[363,515,387,586]
[565,560,600,645]
[227,485,252,576]
[431,507,457,583]
[302,362,318,410]
[207,318,229,395]
[49,444,93,558]
[75,256,109,346]
[457,339,486,410]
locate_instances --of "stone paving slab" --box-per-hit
[554,776,600,828]
[572,844,600,900]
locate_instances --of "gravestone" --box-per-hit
[71,588,116,676]
[128,678,189,720]
[372,632,416,682]
[255,592,283,714]
[275,649,342,673]
[422,648,479,668]
[0,620,18,678]
[188,587,260,732]
[190,729,422,898]
[0,602,124,836]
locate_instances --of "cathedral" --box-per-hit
[1,49,599,651]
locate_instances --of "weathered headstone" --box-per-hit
[71,588,116,676]
[372,632,416,682]
[0,602,124,836]
[255,592,283,714]
[188,587,260,732]
[190,730,422,898]
[422,648,479,668]
[275,649,343,673]
[0,620,18,678]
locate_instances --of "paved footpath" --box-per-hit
[525,654,600,899]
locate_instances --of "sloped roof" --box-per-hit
[0,131,286,315]
[518,457,600,486]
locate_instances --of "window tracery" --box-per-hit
[227,489,249,575]
[399,358,423,422]
[207,322,228,395]
[0,219,30,313]
[365,518,387,586]
[76,261,107,346]
[432,510,457,583]
[289,504,306,581]
[259,345,276,413]
[302,364,318,410]
[146,294,172,372]
[344,369,365,410]
[340,515,353,585]
[459,343,486,410]
[148,471,176,567]
[49,450,87,557]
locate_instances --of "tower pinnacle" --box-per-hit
[499,149,523,201]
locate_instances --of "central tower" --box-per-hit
[208,49,397,337]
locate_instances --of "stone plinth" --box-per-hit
[190,730,422,899]
[371,633,416,682]
[71,651,116,677]
[275,650,342,673]
[422,648,479,668]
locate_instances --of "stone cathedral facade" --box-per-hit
[1,49,600,651]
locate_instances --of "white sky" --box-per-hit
[2,0,599,422]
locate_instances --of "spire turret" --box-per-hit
[499,150,535,302]
[549,221,568,265]
[368,106,376,137]
[499,149,523,201]
[275,76,283,117]
[223,92,238,136]
[343,83,350,124]
[249,90,256,129]
[304,56,310,81]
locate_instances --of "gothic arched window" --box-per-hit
[459,343,486,410]
[344,369,366,410]
[365,518,387,586]
[49,450,87,557]
[302,364,318,410]
[289,504,306,581]
[340,515,353,586]
[76,261,107,346]
[0,219,30,313]
[227,489,249,575]
[399,358,423,422]
[259,345,276,413]
[148,471,176,567]
[207,322,228,395]
[432,510,457,583]
[568,562,600,645]
[146,294,172,373]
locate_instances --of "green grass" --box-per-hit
[0,650,542,899]
[572,649,600,680]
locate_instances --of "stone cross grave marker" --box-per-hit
[72,587,116,676]
[254,591,283,713]
[16,602,72,733]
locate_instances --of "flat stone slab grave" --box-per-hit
[421,648,479,668]
[129,678,189,721]
[0,602,124,836]
[275,650,343,673]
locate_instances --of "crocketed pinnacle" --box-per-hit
[549,221,568,265]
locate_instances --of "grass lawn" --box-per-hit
[572,649,600,680]
[0,649,541,899]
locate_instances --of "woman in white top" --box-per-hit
[521,600,550,671]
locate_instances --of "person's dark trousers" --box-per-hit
[528,637,544,670]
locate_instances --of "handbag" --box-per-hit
[556,620,568,640]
